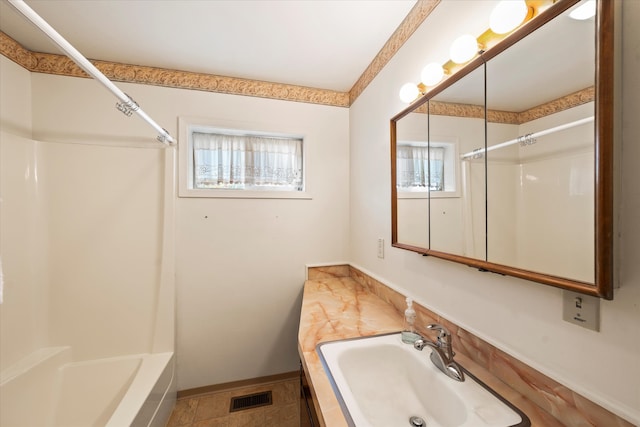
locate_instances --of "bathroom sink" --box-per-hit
[317,333,530,427]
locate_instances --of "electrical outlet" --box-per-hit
[377,238,384,259]
[562,290,600,331]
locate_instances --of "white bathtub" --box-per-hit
[0,347,175,427]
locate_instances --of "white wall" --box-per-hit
[349,1,639,424]
[29,74,350,389]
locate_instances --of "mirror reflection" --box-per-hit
[428,65,486,259]
[395,109,430,248]
[391,0,612,297]
[485,5,595,282]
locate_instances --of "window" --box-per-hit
[178,118,309,199]
[397,140,459,197]
[397,144,445,191]
[192,132,303,191]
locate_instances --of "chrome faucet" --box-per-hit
[413,323,465,382]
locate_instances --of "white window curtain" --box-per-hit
[397,145,444,191]
[193,132,303,190]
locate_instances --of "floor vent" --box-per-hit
[229,391,273,412]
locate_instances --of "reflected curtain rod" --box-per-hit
[8,0,175,145]
[461,116,594,160]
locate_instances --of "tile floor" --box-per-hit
[166,377,300,427]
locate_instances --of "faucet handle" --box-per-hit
[426,323,450,338]
[427,324,453,354]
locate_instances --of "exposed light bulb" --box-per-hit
[569,0,596,20]
[399,82,420,103]
[420,63,445,86]
[490,0,528,34]
[450,34,479,64]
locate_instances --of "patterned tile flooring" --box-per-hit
[166,377,300,427]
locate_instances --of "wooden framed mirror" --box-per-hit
[390,0,614,299]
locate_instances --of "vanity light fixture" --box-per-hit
[449,34,480,64]
[569,0,596,20]
[421,63,446,86]
[399,82,421,103]
[398,0,551,103]
[490,0,529,34]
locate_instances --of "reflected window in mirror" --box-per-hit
[397,140,459,196]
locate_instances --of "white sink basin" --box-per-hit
[317,333,530,427]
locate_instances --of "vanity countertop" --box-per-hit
[297,276,563,427]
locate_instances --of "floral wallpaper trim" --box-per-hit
[0,31,349,107]
[407,87,594,124]
[0,31,34,70]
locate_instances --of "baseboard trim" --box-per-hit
[177,370,299,399]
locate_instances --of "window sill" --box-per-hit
[178,188,312,199]
[397,191,460,199]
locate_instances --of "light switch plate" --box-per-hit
[377,238,384,259]
[562,290,600,331]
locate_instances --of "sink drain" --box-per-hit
[409,416,425,426]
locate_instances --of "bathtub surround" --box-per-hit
[1,55,177,425]
[0,128,177,426]
[300,265,634,427]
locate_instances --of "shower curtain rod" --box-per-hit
[8,0,175,145]
[461,116,594,160]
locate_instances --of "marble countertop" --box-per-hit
[297,275,561,427]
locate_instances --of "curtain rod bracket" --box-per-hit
[115,94,140,117]
[472,147,484,160]
[518,133,537,147]
[157,129,171,144]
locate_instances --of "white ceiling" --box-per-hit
[0,0,417,92]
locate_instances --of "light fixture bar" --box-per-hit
[8,0,175,145]
[399,0,554,104]
[461,116,594,159]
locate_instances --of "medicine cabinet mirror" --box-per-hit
[390,0,614,299]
